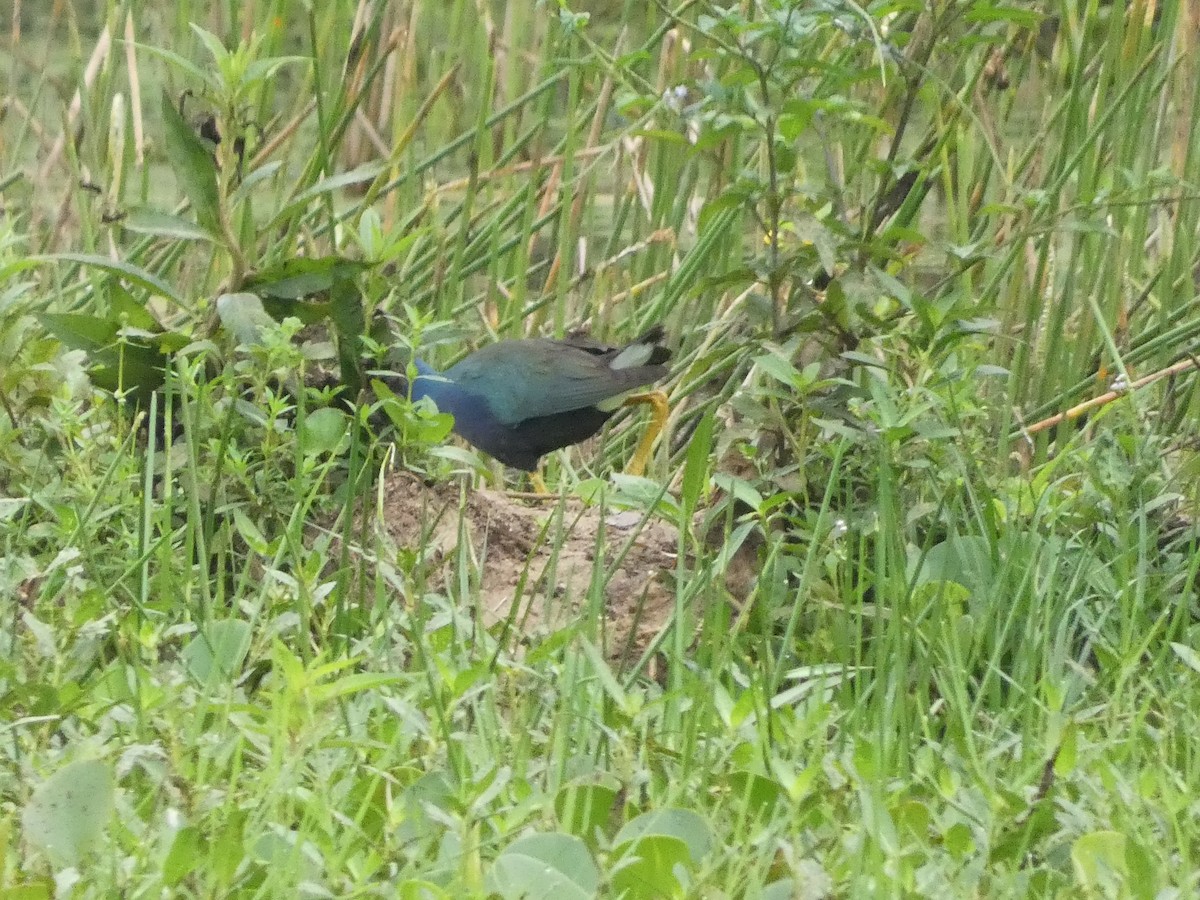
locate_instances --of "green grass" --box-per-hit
[3,1,1200,897]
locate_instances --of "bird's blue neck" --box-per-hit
[411,358,438,379]
[408,359,499,449]
[410,359,473,419]
[408,358,447,404]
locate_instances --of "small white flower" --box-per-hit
[663,84,688,112]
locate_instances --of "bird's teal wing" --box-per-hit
[445,337,666,425]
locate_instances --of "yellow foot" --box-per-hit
[622,390,670,477]
[529,470,550,494]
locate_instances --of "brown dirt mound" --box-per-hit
[374,471,681,665]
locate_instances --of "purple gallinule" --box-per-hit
[409,326,671,478]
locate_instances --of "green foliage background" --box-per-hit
[2,0,1199,896]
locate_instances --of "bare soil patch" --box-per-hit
[374,471,682,665]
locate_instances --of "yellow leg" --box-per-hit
[529,470,550,494]
[622,390,669,477]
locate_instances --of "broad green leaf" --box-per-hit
[189,24,230,67]
[1170,641,1200,676]
[778,110,812,141]
[358,207,384,259]
[1124,835,1157,900]
[216,292,278,346]
[410,407,456,445]
[122,207,215,241]
[329,272,366,395]
[40,313,118,352]
[309,672,404,704]
[211,810,246,885]
[129,43,219,91]
[40,313,171,400]
[300,407,349,456]
[32,253,188,309]
[92,344,168,399]
[348,775,389,842]
[22,759,115,866]
[614,808,712,865]
[230,160,283,204]
[183,619,253,683]
[247,256,369,299]
[711,473,763,514]
[610,834,690,899]
[163,825,202,886]
[396,774,454,844]
[893,799,931,843]
[944,822,975,858]
[288,162,387,208]
[109,284,161,330]
[680,410,714,514]
[753,350,801,388]
[555,782,619,841]
[607,475,681,520]
[372,378,455,445]
[160,89,221,235]
[261,296,333,326]
[1072,830,1127,892]
[727,771,785,818]
[974,364,1011,378]
[1054,723,1078,776]
[488,832,599,900]
[910,535,993,591]
[231,508,270,555]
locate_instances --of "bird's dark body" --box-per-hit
[409,327,670,471]
[443,396,614,471]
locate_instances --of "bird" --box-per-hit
[405,325,672,480]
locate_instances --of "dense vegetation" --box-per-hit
[3,1,1199,896]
